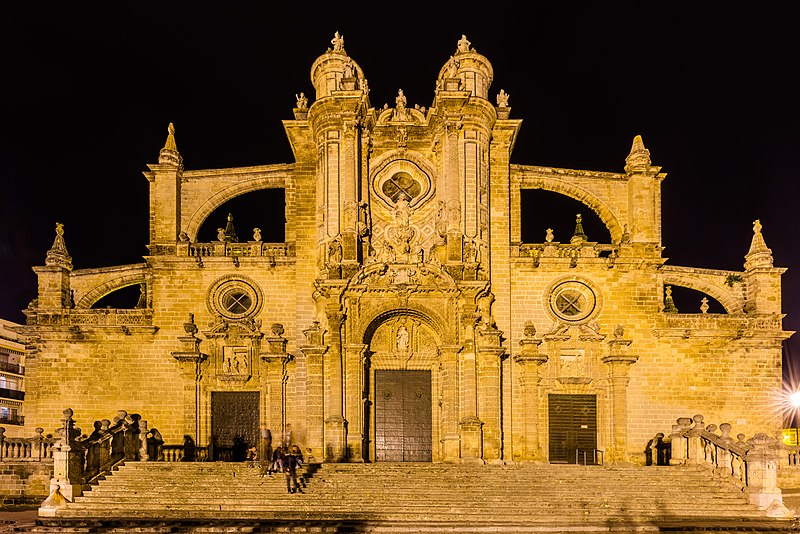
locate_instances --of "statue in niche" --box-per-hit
[328,238,343,264]
[497,89,510,107]
[394,193,411,224]
[396,322,410,352]
[445,56,459,79]
[330,31,344,52]
[295,92,308,110]
[477,293,496,328]
[376,239,395,263]
[343,61,354,79]
[463,238,479,263]
[234,352,247,374]
[457,35,471,53]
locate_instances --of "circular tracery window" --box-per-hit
[382,171,422,203]
[549,280,597,323]
[207,276,263,319]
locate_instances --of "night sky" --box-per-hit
[2,5,798,369]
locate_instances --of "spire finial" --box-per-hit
[158,122,182,167]
[45,222,73,270]
[744,218,773,270]
[570,213,588,244]
[224,213,239,243]
[624,134,652,173]
[663,285,678,313]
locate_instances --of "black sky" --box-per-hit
[1,5,798,365]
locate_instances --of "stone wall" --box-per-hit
[0,462,52,503]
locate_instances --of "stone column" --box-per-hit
[299,321,327,462]
[260,323,290,458]
[344,343,367,462]
[444,119,463,264]
[171,315,208,443]
[602,331,637,463]
[476,326,505,463]
[439,345,463,463]
[513,323,547,462]
[459,332,484,464]
[324,305,347,462]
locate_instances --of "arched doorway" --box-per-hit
[363,314,442,462]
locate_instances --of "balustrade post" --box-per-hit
[715,423,733,477]
[47,408,85,502]
[99,419,112,473]
[669,417,692,465]
[686,414,704,465]
[33,428,44,461]
[744,433,792,517]
[138,419,149,461]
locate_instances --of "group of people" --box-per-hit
[247,443,305,493]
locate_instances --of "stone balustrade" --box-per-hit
[40,408,153,507]
[180,241,290,259]
[667,414,793,517]
[0,427,58,461]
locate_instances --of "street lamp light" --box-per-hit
[791,392,800,446]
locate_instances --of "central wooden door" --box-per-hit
[548,393,598,464]
[211,391,260,461]
[375,370,432,462]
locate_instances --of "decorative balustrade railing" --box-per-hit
[0,427,57,461]
[183,241,290,259]
[667,414,792,517]
[40,407,166,506]
[161,444,210,462]
[516,243,618,260]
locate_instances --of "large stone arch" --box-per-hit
[181,166,291,240]
[661,272,743,314]
[523,179,623,243]
[353,298,457,347]
[76,273,147,309]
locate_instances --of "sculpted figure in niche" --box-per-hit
[328,238,343,264]
[396,323,410,352]
[394,193,411,224]
[445,56,459,79]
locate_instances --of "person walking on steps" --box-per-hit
[279,446,303,493]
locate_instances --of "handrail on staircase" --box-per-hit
[666,414,793,518]
[40,407,155,507]
[575,448,604,465]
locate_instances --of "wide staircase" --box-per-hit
[31,461,795,533]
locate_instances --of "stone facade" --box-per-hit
[20,34,791,465]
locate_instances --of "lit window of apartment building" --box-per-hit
[0,318,25,432]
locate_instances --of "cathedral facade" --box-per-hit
[20,34,791,465]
